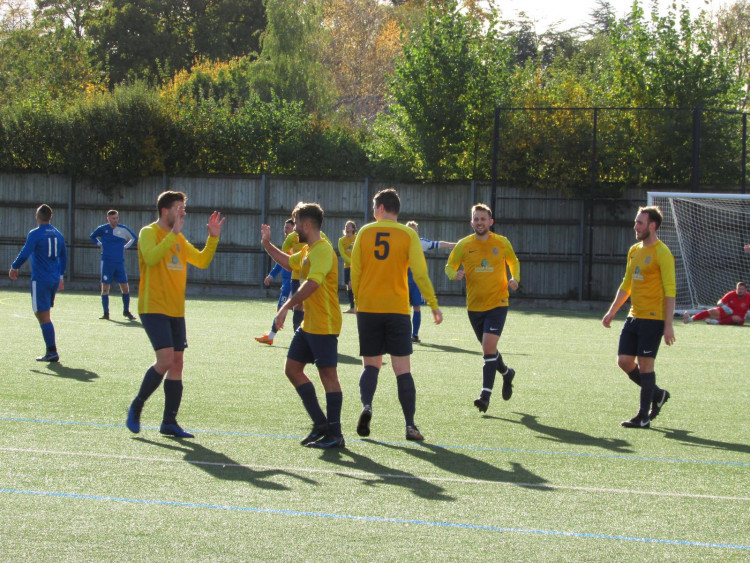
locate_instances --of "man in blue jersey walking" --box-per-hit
[90,209,138,320]
[9,204,67,362]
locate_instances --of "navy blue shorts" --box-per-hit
[357,312,412,357]
[468,307,509,343]
[140,314,187,352]
[100,260,128,285]
[31,279,58,313]
[618,317,664,358]
[288,329,338,367]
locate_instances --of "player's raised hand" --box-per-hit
[260,224,271,245]
[207,211,225,237]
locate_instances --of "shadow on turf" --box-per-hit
[30,362,100,383]
[495,412,634,454]
[653,427,750,456]
[372,440,551,490]
[414,342,475,355]
[313,445,455,501]
[133,437,317,490]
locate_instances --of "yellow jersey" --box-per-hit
[619,240,676,320]
[289,239,342,334]
[338,234,356,268]
[445,233,520,312]
[137,222,219,317]
[282,230,330,280]
[351,219,438,315]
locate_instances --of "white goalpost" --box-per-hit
[647,192,750,313]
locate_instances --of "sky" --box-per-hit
[499,0,733,31]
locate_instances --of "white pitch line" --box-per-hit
[1,446,748,503]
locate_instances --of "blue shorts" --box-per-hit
[31,279,58,313]
[140,314,187,352]
[618,317,664,358]
[101,260,128,285]
[288,329,338,367]
[468,307,509,342]
[277,279,292,309]
[408,280,423,307]
[357,312,412,357]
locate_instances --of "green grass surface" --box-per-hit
[1,287,748,561]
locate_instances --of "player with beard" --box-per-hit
[445,203,520,413]
[260,202,345,448]
[602,206,675,428]
[126,191,225,438]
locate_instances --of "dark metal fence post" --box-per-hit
[692,106,702,191]
[742,113,747,194]
[490,107,500,223]
[585,108,599,301]
[68,175,75,282]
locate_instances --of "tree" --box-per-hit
[714,0,750,110]
[250,0,333,115]
[381,0,510,180]
[88,0,265,88]
[35,0,102,38]
[321,0,402,126]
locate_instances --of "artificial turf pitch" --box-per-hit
[0,288,748,560]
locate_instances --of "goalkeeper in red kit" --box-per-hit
[683,282,750,325]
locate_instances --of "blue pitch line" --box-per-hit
[2,416,748,468]
[1,488,748,551]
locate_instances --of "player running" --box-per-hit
[445,204,519,413]
[255,217,295,345]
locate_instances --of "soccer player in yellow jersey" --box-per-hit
[282,224,331,331]
[338,220,357,313]
[126,191,225,438]
[602,206,675,429]
[261,202,345,448]
[351,188,443,441]
[445,204,520,413]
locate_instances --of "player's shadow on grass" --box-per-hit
[416,342,475,355]
[314,445,455,501]
[134,437,317,490]
[373,440,551,490]
[30,362,100,383]
[653,427,750,456]
[498,412,634,454]
[337,353,361,366]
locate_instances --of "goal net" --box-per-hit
[647,192,750,312]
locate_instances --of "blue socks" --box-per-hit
[101,295,109,314]
[412,310,421,337]
[359,365,380,406]
[122,293,130,312]
[396,372,417,427]
[40,321,56,351]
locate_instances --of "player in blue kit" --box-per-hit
[90,209,138,320]
[9,204,67,362]
[256,218,295,345]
